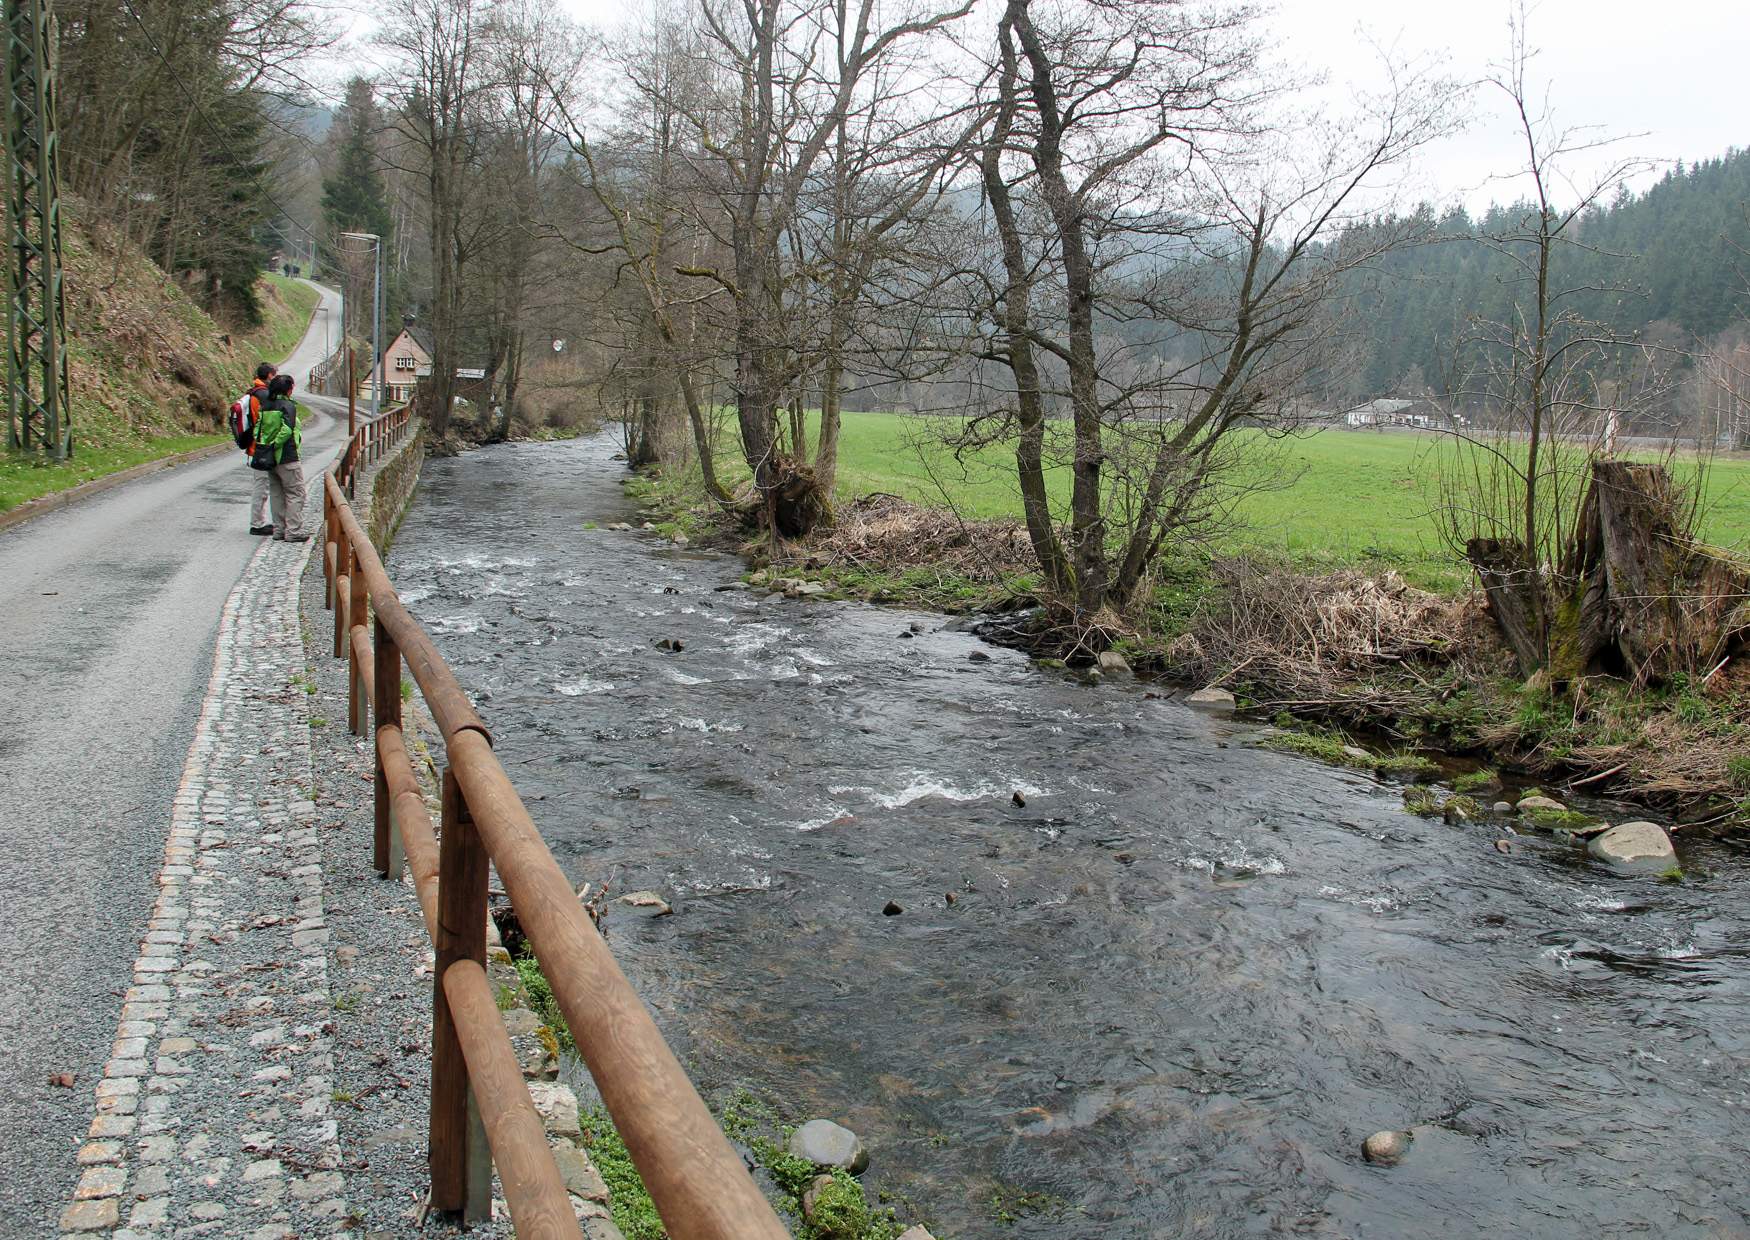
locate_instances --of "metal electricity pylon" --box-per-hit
[4,0,71,458]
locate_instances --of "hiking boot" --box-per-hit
[285,533,311,542]
[249,524,274,535]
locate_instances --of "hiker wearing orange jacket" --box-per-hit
[242,362,276,535]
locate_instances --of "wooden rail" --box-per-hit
[320,410,788,1239]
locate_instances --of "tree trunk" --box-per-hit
[1466,537,1547,676]
[629,394,662,468]
[1587,460,1750,683]
[1009,0,1107,614]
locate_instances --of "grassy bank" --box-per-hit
[1,202,318,514]
[716,410,1750,592]
[0,433,226,511]
[244,274,322,364]
[629,413,1750,829]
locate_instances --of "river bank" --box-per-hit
[382,433,1750,1238]
[623,465,1750,838]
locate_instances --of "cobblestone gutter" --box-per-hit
[59,503,348,1238]
[58,427,621,1239]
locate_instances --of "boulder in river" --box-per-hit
[1587,821,1678,876]
[619,891,674,916]
[968,651,992,663]
[1516,794,1566,814]
[1492,801,1514,815]
[1363,1129,1411,1165]
[1185,687,1236,710]
[1096,650,1131,674]
[896,1229,938,1240]
[883,900,903,916]
[789,1119,868,1174]
[653,637,684,653]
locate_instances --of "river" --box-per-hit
[388,434,1750,1238]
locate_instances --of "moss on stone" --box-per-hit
[1402,785,1443,817]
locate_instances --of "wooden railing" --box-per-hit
[333,400,407,499]
[320,414,788,1239]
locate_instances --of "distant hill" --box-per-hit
[1346,147,1750,403]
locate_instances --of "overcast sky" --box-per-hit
[339,0,1746,211]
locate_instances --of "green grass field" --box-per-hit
[805,411,1750,593]
[0,433,227,512]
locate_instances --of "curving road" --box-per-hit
[0,282,349,1230]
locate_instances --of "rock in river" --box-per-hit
[789,1119,869,1174]
[1363,1129,1411,1165]
[619,891,674,916]
[1588,821,1677,876]
[1097,650,1131,674]
[1185,687,1236,710]
[1516,794,1566,814]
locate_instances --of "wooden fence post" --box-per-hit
[431,769,490,1222]
[347,601,365,737]
[373,614,404,879]
[332,536,351,659]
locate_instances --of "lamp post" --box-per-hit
[339,231,383,421]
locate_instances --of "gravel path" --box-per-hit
[293,549,505,1240]
[52,416,631,1238]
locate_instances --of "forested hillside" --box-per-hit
[1346,149,1750,415]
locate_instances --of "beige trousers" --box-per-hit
[269,460,306,538]
[250,468,272,528]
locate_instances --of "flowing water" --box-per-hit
[389,435,1750,1239]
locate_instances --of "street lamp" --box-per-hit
[338,231,383,422]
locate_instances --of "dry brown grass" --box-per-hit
[803,493,1036,584]
[1163,560,1504,724]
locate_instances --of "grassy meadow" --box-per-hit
[796,411,1750,593]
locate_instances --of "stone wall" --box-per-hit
[352,418,424,553]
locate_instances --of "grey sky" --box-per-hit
[344,0,1745,211]
[1269,0,1748,210]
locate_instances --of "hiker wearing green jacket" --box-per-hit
[254,373,308,541]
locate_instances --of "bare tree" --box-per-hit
[554,2,736,499]
[1437,3,1654,673]
[379,0,499,443]
[664,0,975,534]
[968,0,1454,638]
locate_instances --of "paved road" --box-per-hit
[0,283,348,1230]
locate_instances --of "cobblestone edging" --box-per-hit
[60,525,346,1237]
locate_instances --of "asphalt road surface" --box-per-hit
[0,283,350,1230]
